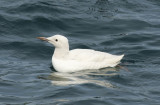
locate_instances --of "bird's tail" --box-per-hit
[107,54,124,67]
[116,54,124,63]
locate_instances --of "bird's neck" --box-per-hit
[53,47,69,59]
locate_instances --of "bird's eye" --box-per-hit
[55,39,58,42]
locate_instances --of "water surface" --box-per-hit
[0,0,160,105]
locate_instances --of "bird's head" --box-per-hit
[37,35,69,49]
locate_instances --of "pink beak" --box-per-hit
[37,37,49,41]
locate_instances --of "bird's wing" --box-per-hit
[69,49,124,63]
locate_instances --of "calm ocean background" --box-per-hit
[0,0,160,105]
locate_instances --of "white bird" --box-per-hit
[37,35,124,72]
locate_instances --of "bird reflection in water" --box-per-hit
[47,68,119,88]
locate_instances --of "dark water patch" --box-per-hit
[0,41,52,52]
[149,90,160,100]
[100,34,154,46]
[71,44,91,49]
[81,83,107,89]
[117,34,154,43]
[1,73,36,83]
[139,49,160,57]
[88,0,117,20]
[147,0,160,6]
[113,0,159,13]
[0,41,53,60]
[0,14,15,34]
[65,99,110,105]
[109,19,152,31]
[107,74,133,86]
[0,96,24,105]
[5,16,67,34]
[125,54,146,62]
[32,16,70,31]
[138,72,160,80]
[12,2,58,13]
[4,1,65,14]
[147,40,160,47]
[43,87,84,99]
[100,40,115,46]
[0,80,13,87]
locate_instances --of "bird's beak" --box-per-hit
[37,37,49,41]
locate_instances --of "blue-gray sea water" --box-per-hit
[0,0,160,105]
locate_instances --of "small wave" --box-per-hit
[87,0,117,20]
[0,41,53,59]
[139,49,160,57]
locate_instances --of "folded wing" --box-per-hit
[69,49,124,65]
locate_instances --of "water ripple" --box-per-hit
[0,0,160,105]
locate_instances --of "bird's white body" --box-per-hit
[52,49,124,72]
[38,35,124,72]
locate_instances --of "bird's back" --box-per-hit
[69,49,124,64]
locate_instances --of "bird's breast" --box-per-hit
[52,57,112,72]
[52,58,83,72]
